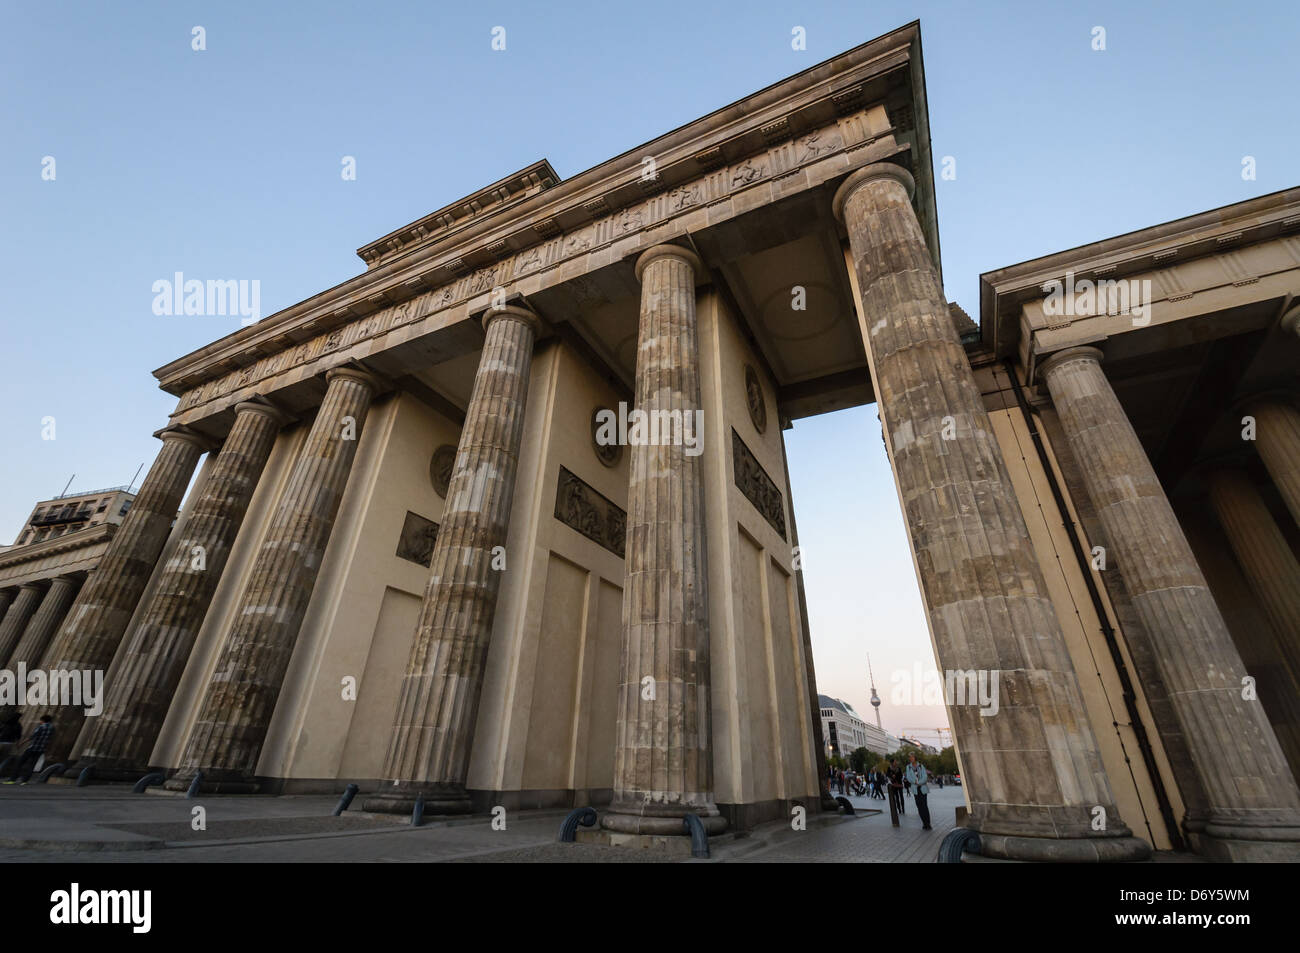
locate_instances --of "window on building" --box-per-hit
[119,500,132,516]
[96,500,108,512]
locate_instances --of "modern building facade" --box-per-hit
[7,487,136,550]
[819,693,898,759]
[11,21,1300,861]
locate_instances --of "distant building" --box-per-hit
[0,485,137,671]
[8,486,136,548]
[899,735,938,755]
[819,694,899,760]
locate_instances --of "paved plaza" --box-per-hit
[0,783,966,863]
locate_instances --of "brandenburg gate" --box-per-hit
[8,22,1300,861]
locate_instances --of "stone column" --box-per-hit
[599,245,724,838]
[0,589,14,631]
[1204,465,1300,687]
[365,305,540,815]
[32,427,208,762]
[167,367,378,791]
[8,576,81,670]
[73,401,288,779]
[834,164,1148,862]
[1242,396,1300,529]
[0,583,47,668]
[1041,346,1300,860]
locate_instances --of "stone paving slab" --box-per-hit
[721,786,966,863]
[0,821,163,852]
[108,814,405,842]
[449,842,688,863]
[0,783,1063,864]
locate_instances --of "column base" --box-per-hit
[600,799,728,837]
[1195,814,1300,862]
[362,781,472,816]
[976,831,1153,863]
[163,767,261,795]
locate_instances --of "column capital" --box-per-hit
[1280,303,1300,337]
[1235,387,1300,416]
[233,398,292,427]
[482,303,543,335]
[324,364,381,393]
[153,424,214,451]
[1038,345,1105,381]
[634,243,704,283]
[832,162,916,222]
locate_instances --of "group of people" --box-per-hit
[827,753,934,831]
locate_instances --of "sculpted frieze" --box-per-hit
[732,428,786,540]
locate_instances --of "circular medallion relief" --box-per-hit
[591,407,623,468]
[744,364,767,434]
[430,444,456,498]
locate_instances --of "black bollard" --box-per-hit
[557,807,597,842]
[682,814,710,858]
[132,772,165,794]
[333,783,360,816]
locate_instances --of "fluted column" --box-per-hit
[8,576,81,670]
[600,245,723,837]
[167,367,378,792]
[834,164,1147,862]
[1041,346,1300,860]
[32,427,208,762]
[365,305,540,815]
[0,584,47,668]
[1205,465,1300,688]
[73,401,288,779]
[0,590,15,632]
[1243,396,1300,529]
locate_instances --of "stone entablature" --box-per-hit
[357,160,561,269]
[980,187,1300,369]
[164,114,902,428]
[155,27,931,429]
[0,524,113,589]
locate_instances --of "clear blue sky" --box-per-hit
[3,1,1296,740]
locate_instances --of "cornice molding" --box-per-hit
[0,523,116,575]
[981,186,1300,359]
[357,160,561,268]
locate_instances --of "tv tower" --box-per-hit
[868,654,882,729]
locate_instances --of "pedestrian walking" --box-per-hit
[4,715,54,784]
[906,752,933,830]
